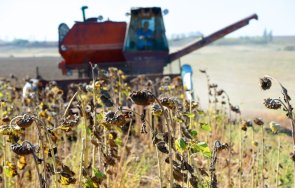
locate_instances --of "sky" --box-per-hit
[0,0,294,41]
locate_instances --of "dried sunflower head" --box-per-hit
[38,110,49,118]
[97,69,109,81]
[212,140,229,152]
[254,117,264,126]
[0,125,23,136]
[10,141,38,156]
[173,168,187,182]
[105,111,115,122]
[151,103,163,116]
[156,141,169,154]
[60,114,80,131]
[199,69,206,74]
[217,89,224,96]
[290,152,295,162]
[230,104,241,114]
[241,122,248,131]
[49,86,64,97]
[129,90,155,106]
[1,115,10,123]
[112,114,126,127]
[105,111,126,126]
[100,94,113,107]
[159,97,178,109]
[58,165,76,185]
[39,102,49,111]
[185,100,199,111]
[264,98,281,110]
[246,120,253,127]
[161,76,171,85]
[16,114,34,129]
[252,141,259,147]
[209,84,218,89]
[269,121,281,134]
[260,77,272,90]
[7,134,19,144]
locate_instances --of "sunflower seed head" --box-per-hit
[217,89,224,96]
[199,69,206,74]
[290,152,295,162]
[254,117,264,126]
[230,104,241,114]
[245,120,253,127]
[260,77,272,90]
[264,98,281,110]
[129,90,155,106]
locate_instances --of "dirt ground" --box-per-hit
[167,43,295,125]
[0,56,66,80]
[0,46,78,80]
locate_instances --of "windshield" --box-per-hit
[124,7,169,51]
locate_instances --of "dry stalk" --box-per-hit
[3,136,7,188]
[34,117,59,188]
[210,140,228,188]
[156,144,163,188]
[275,134,281,188]
[251,127,255,188]
[261,124,265,187]
[227,122,233,187]
[239,126,243,188]
[62,90,79,118]
[79,138,85,187]
[154,98,174,188]
[116,120,133,187]
[90,63,98,173]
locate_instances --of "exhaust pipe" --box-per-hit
[81,6,88,21]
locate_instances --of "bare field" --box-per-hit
[0,42,294,122]
[0,47,74,80]
[166,42,295,121]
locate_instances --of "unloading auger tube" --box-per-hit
[168,14,258,63]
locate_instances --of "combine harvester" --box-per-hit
[55,6,257,97]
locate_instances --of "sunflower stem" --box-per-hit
[79,138,85,187]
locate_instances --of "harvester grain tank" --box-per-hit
[58,6,258,77]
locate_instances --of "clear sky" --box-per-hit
[0,0,294,41]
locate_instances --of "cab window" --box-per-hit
[124,8,168,51]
